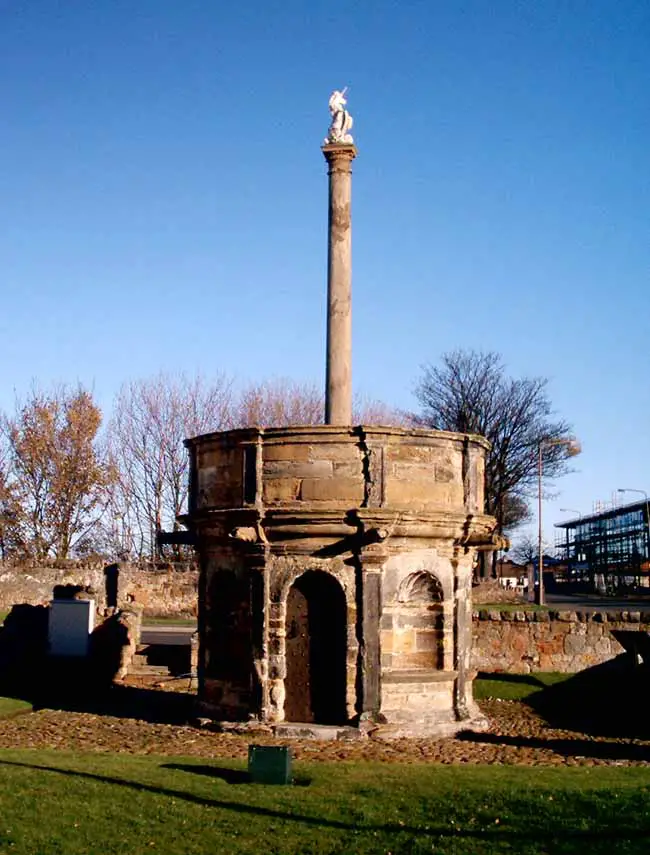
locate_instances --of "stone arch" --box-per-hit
[397,570,444,604]
[273,561,354,614]
[388,570,445,671]
[283,569,347,725]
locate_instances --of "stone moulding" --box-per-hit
[183,424,497,738]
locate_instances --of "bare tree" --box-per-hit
[232,380,409,429]
[1,386,114,559]
[415,350,573,574]
[509,533,539,565]
[107,372,233,557]
[353,395,412,427]
[233,379,324,427]
[107,373,406,556]
[501,495,532,532]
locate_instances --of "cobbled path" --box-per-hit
[1,694,649,766]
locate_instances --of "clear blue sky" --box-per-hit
[1,1,648,543]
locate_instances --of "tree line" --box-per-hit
[0,351,574,564]
[0,375,403,560]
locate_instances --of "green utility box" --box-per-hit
[248,745,292,785]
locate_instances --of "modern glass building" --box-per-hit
[555,499,650,589]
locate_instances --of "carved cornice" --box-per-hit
[321,143,357,159]
[322,143,357,175]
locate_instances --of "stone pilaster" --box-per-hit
[452,555,474,720]
[322,143,357,426]
[358,543,386,716]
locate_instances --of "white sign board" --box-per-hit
[49,599,95,657]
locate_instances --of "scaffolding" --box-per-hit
[555,499,650,591]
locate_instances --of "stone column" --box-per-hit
[322,143,357,425]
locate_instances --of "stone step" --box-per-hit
[128,664,172,677]
[130,644,172,677]
[271,723,363,741]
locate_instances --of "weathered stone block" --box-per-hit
[563,634,587,656]
[415,630,438,651]
[309,443,358,462]
[392,629,416,654]
[332,461,362,477]
[385,445,440,463]
[383,479,462,507]
[299,477,363,502]
[434,465,455,483]
[380,630,393,654]
[263,443,312,461]
[263,478,301,502]
[263,460,333,478]
[394,652,436,669]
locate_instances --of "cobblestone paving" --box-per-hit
[1,689,649,766]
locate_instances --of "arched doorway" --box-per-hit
[284,571,347,724]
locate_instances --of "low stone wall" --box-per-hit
[5,564,648,675]
[472,609,650,673]
[0,562,198,617]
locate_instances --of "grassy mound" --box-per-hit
[0,697,32,719]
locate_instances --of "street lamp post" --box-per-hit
[617,488,650,588]
[537,438,581,605]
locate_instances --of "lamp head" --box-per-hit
[565,439,581,457]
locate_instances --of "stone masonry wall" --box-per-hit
[0,562,198,617]
[472,609,650,673]
[7,563,647,676]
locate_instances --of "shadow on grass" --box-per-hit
[458,730,650,763]
[478,672,551,690]
[526,656,650,740]
[476,655,650,752]
[0,663,196,727]
[0,759,649,843]
[34,682,196,726]
[162,763,250,785]
[0,603,195,727]
[162,763,312,787]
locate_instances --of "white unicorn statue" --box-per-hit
[325,88,354,144]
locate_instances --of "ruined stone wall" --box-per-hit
[472,609,650,673]
[0,562,198,617]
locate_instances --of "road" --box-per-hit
[140,625,196,646]
[544,592,650,611]
[140,593,650,645]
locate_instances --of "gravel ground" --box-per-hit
[1,681,649,767]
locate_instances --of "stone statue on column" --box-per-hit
[325,88,354,145]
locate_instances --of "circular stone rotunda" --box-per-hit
[182,92,500,738]
[184,424,499,737]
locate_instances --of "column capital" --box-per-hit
[359,542,389,568]
[321,143,358,172]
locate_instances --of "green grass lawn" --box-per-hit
[0,697,32,718]
[474,671,571,701]
[143,616,197,626]
[0,751,649,854]
[476,603,549,613]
